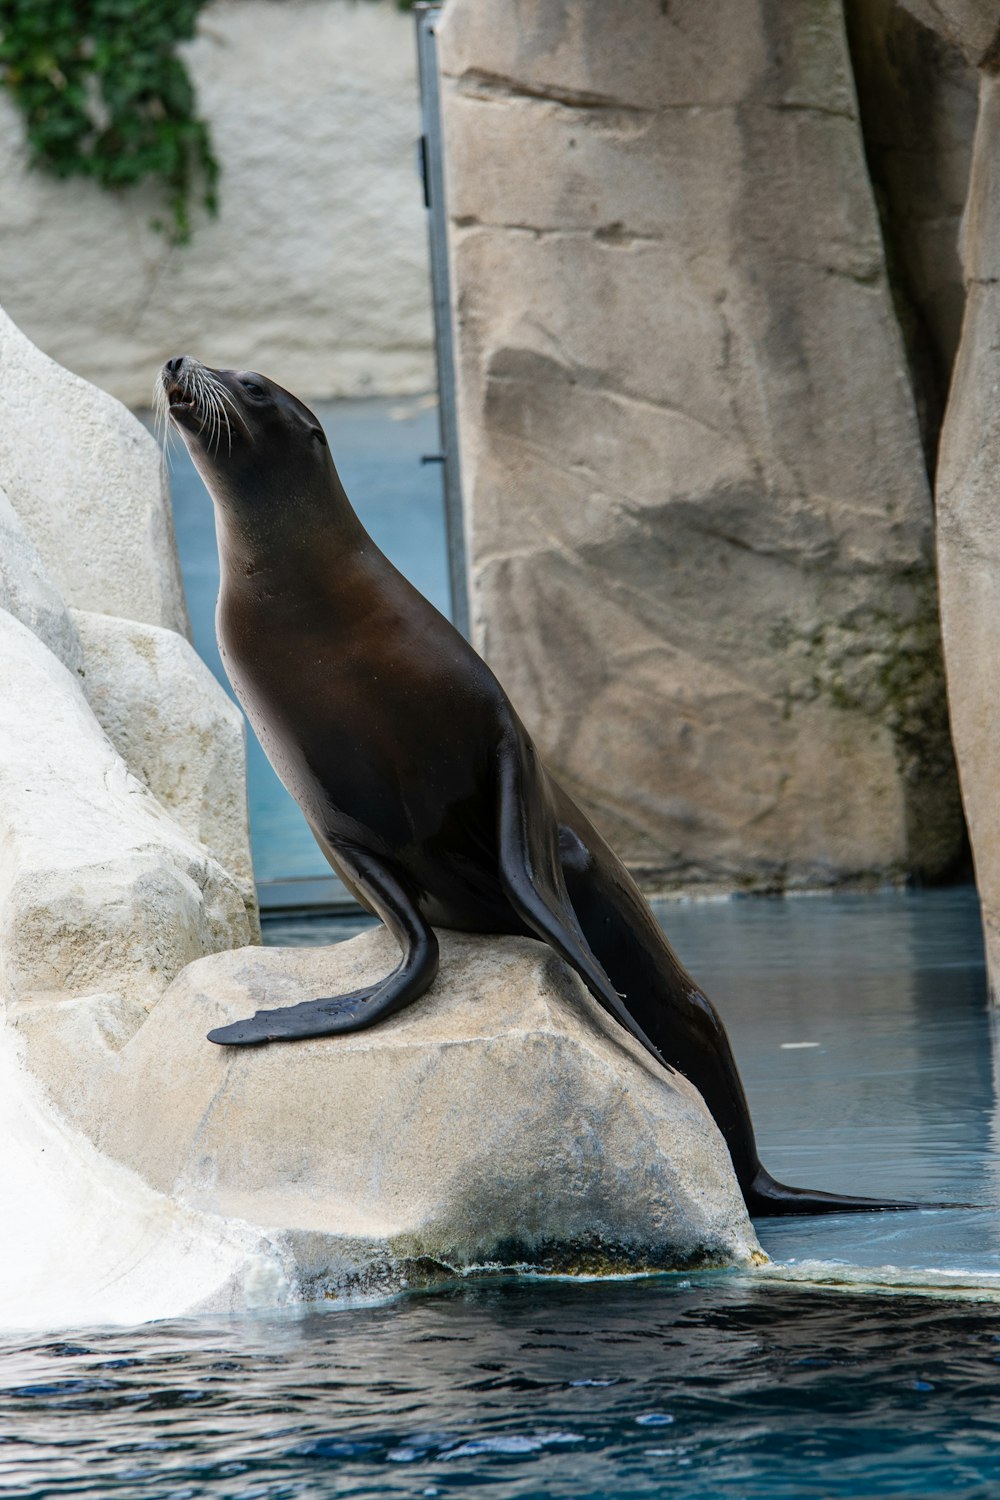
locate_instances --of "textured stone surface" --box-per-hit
[0,307,189,634]
[898,0,1000,63]
[438,0,964,890]
[0,0,432,406]
[44,929,761,1284]
[0,483,82,673]
[0,609,253,1015]
[72,609,259,935]
[936,74,1000,994]
[845,0,978,458]
[0,1029,295,1329]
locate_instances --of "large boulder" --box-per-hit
[23,928,761,1290]
[0,609,253,1017]
[438,0,964,889]
[0,306,189,634]
[72,609,259,935]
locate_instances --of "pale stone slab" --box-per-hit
[53,928,763,1285]
[72,609,258,936]
[438,0,963,889]
[0,609,252,1015]
[0,482,81,673]
[0,305,189,634]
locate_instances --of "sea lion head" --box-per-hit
[156,355,333,523]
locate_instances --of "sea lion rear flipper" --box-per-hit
[207,852,439,1046]
[496,728,666,1068]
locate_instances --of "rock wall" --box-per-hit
[936,65,1000,993]
[0,0,433,406]
[438,0,966,890]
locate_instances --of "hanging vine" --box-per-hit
[0,0,219,243]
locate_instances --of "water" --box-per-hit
[3,888,998,1497]
[162,394,450,888]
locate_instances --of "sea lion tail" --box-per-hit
[745,1166,964,1217]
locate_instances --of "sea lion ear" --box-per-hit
[310,424,328,448]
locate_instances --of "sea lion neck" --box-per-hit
[211,490,374,597]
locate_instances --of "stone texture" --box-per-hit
[0,609,253,1017]
[0,307,189,634]
[0,0,433,406]
[0,1029,296,1329]
[898,0,1000,63]
[30,929,761,1286]
[845,0,978,461]
[936,74,1000,994]
[72,609,259,935]
[438,0,964,890]
[0,483,82,673]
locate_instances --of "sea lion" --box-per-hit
[159,354,922,1218]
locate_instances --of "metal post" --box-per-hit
[414,2,471,641]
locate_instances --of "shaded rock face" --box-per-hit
[71,610,258,935]
[845,0,978,470]
[936,73,1000,995]
[19,929,760,1289]
[439,0,965,889]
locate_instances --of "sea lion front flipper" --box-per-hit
[207,852,439,1046]
[496,728,666,1069]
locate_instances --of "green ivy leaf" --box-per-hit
[0,0,219,242]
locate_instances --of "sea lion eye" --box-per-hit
[311,425,327,448]
[240,378,266,398]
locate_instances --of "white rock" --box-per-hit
[0,482,81,672]
[0,1028,296,1331]
[51,928,763,1287]
[0,305,189,634]
[72,609,259,936]
[0,609,252,1015]
[936,74,1000,995]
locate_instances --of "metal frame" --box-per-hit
[415,1,471,641]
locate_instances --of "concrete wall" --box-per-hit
[0,0,434,405]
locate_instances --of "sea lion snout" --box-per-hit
[161,354,198,409]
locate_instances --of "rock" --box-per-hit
[845,0,978,458]
[0,1029,296,1329]
[72,609,259,935]
[0,306,189,634]
[62,928,761,1288]
[0,482,82,672]
[936,75,1000,995]
[0,609,253,1017]
[898,0,999,64]
[438,0,964,889]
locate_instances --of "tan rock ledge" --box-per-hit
[39,927,762,1298]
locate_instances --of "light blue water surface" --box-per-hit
[2,889,999,1498]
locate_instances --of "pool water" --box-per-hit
[3,888,999,1498]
